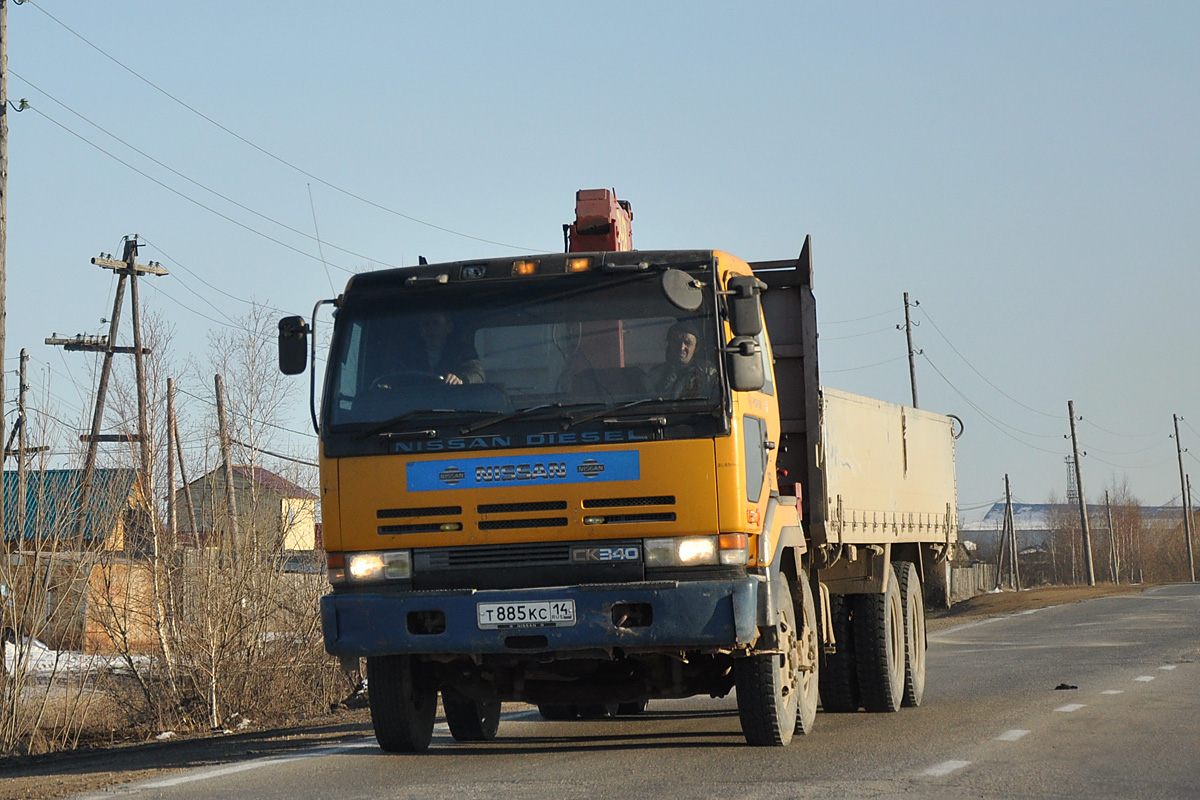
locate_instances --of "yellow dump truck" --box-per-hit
[279,214,958,752]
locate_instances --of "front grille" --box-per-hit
[378,523,451,535]
[378,506,461,518]
[478,517,568,531]
[583,496,675,508]
[419,542,572,569]
[478,500,568,514]
[598,513,676,524]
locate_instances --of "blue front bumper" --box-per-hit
[321,578,760,657]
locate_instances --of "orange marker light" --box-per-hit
[566,257,591,273]
[512,260,538,276]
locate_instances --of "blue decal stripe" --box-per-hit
[406,451,641,492]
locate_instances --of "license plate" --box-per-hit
[477,600,576,630]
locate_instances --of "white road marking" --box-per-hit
[1135,675,1156,682]
[1101,690,1124,695]
[75,711,546,797]
[995,729,1030,741]
[1055,703,1086,713]
[922,760,972,777]
[1159,665,1178,671]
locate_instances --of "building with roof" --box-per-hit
[961,502,1190,552]
[174,465,319,552]
[2,468,150,552]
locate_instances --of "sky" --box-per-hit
[3,1,1198,520]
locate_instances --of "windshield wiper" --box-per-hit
[560,397,715,430]
[459,402,604,436]
[358,409,484,440]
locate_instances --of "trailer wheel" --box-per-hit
[442,689,501,742]
[794,572,820,736]
[818,593,860,712]
[367,655,438,753]
[853,564,904,713]
[735,573,800,746]
[895,560,927,707]
[536,704,579,721]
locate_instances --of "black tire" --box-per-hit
[735,573,800,746]
[367,655,438,753]
[895,560,927,708]
[818,593,860,712]
[794,573,820,736]
[853,564,904,713]
[442,689,501,742]
[615,699,648,715]
[536,703,579,721]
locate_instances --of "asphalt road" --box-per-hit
[65,583,1200,800]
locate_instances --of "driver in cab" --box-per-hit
[647,320,715,399]
[416,312,484,385]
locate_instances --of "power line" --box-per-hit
[1079,417,1161,439]
[820,306,902,325]
[173,385,313,439]
[920,353,1064,455]
[1086,453,1176,471]
[21,103,366,273]
[821,325,895,342]
[21,0,538,253]
[11,71,397,272]
[823,355,907,374]
[916,304,1059,419]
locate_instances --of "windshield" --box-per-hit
[323,271,721,432]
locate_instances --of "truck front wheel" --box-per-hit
[735,573,801,746]
[853,564,904,713]
[442,688,501,741]
[367,654,438,753]
[794,573,820,736]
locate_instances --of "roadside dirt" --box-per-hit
[925,583,1148,632]
[0,582,1154,800]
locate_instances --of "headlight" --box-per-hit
[645,536,718,568]
[338,550,412,584]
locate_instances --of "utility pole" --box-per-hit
[1067,400,1096,586]
[1172,414,1195,582]
[1005,474,1020,590]
[1188,474,1195,583]
[47,239,167,539]
[1105,490,1119,585]
[215,373,240,553]
[902,292,919,408]
[1,0,10,539]
[15,347,24,536]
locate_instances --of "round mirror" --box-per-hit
[661,269,703,311]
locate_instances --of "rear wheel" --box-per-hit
[794,573,820,736]
[853,564,904,713]
[735,573,800,746]
[442,689,501,742]
[895,560,927,708]
[818,593,859,712]
[367,655,438,753]
[536,704,579,721]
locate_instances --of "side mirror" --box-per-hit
[725,336,764,392]
[661,268,704,311]
[726,275,765,337]
[278,316,309,375]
